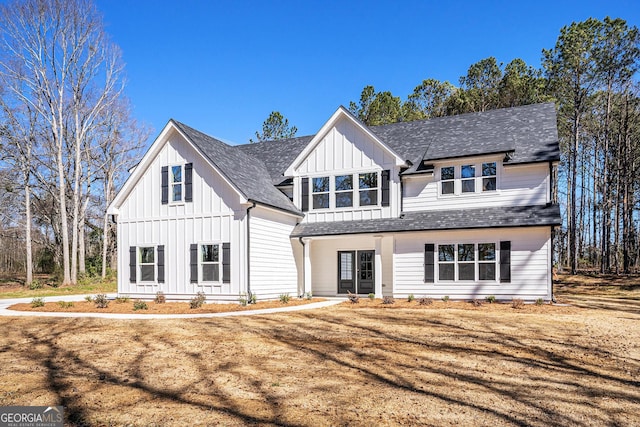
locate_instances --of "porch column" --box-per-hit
[374,235,383,298]
[302,237,312,296]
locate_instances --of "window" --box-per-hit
[171,165,183,202]
[478,243,496,280]
[441,167,455,195]
[436,243,497,282]
[438,244,455,281]
[457,243,475,280]
[139,247,155,281]
[482,162,497,191]
[335,175,353,208]
[312,177,329,209]
[201,244,220,282]
[359,172,378,206]
[461,165,475,193]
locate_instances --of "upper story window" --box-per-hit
[335,175,353,208]
[312,177,330,209]
[482,162,497,191]
[171,165,183,202]
[461,165,475,193]
[161,163,193,205]
[359,172,378,206]
[439,161,498,196]
[441,167,455,195]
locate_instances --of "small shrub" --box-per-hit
[485,295,497,304]
[28,280,42,290]
[238,293,248,306]
[407,293,415,302]
[304,291,312,300]
[347,291,359,304]
[279,293,291,304]
[368,293,375,300]
[133,300,148,311]
[535,298,545,306]
[512,298,525,309]
[154,291,166,304]
[471,298,483,307]
[84,295,93,303]
[418,297,433,306]
[249,291,257,304]
[189,292,206,309]
[115,296,130,304]
[94,294,109,308]
[442,295,450,303]
[31,297,44,308]
[57,301,74,309]
[382,296,395,305]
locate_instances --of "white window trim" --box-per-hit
[437,160,501,198]
[138,245,157,283]
[199,243,222,285]
[436,242,498,283]
[308,170,382,211]
[169,164,184,205]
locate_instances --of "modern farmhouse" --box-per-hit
[107,103,561,301]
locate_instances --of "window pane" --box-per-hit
[459,263,475,280]
[312,177,329,192]
[172,184,182,202]
[359,189,377,206]
[482,162,496,176]
[483,177,496,191]
[479,243,495,261]
[140,247,154,264]
[441,181,454,194]
[461,165,475,178]
[172,165,182,183]
[441,166,454,180]
[335,175,353,191]
[201,244,219,262]
[202,264,219,282]
[462,179,475,193]
[439,264,454,281]
[340,253,353,280]
[479,263,495,280]
[141,265,155,281]
[336,192,353,208]
[439,245,455,262]
[313,193,329,209]
[458,244,475,261]
[359,173,377,189]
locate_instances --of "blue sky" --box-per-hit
[96,0,640,146]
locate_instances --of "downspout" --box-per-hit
[299,236,305,298]
[551,225,556,303]
[246,201,257,296]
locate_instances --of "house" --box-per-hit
[107,103,561,302]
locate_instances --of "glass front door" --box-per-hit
[337,250,375,294]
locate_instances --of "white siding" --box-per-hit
[249,207,299,299]
[394,227,551,300]
[402,161,549,212]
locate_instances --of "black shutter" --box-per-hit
[129,246,137,283]
[424,244,435,283]
[381,169,390,207]
[157,245,165,283]
[222,242,231,283]
[500,241,511,283]
[301,177,309,212]
[184,163,193,202]
[161,166,169,205]
[190,244,198,283]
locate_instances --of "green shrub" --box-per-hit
[304,291,313,300]
[238,293,248,306]
[279,293,291,304]
[535,298,545,306]
[84,295,93,303]
[249,291,257,304]
[382,296,395,305]
[133,300,148,311]
[31,297,44,308]
[442,295,450,302]
[57,301,74,308]
[418,297,433,306]
[28,280,42,290]
[115,296,130,304]
[154,291,166,304]
[407,293,415,302]
[94,294,109,308]
[512,298,525,309]
[368,293,375,300]
[189,292,206,309]
[485,295,497,304]
[348,291,359,304]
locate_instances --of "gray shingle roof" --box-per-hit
[291,204,561,237]
[172,120,302,215]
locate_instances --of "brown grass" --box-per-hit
[0,274,638,426]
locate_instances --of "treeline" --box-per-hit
[348,17,640,275]
[0,0,147,285]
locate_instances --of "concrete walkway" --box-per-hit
[0,294,346,319]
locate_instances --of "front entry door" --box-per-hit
[338,250,375,294]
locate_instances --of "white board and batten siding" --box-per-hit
[394,227,552,300]
[249,206,298,299]
[294,117,401,222]
[117,132,247,300]
[403,159,549,212]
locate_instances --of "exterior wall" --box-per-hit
[403,158,549,212]
[293,117,400,222]
[249,206,299,299]
[116,131,248,300]
[394,227,551,300]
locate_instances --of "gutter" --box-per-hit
[246,201,257,296]
[298,237,305,298]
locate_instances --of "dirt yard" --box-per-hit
[0,276,638,426]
